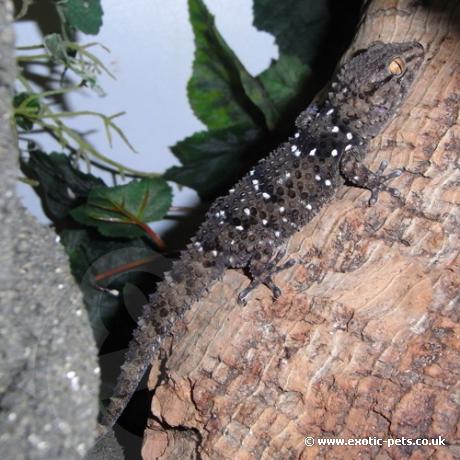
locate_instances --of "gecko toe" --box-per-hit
[238,279,261,305]
[376,159,389,174]
[237,288,250,305]
[387,186,401,197]
[264,276,282,299]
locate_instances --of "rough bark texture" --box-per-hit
[142,0,460,458]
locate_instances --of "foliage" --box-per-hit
[253,0,329,63]
[165,0,327,199]
[71,178,172,241]
[20,148,104,221]
[55,0,104,35]
[17,0,349,321]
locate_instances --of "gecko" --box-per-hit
[97,41,424,436]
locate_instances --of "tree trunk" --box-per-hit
[142,0,460,458]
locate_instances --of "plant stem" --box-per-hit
[36,119,161,178]
[94,254,162,282]
[138,222,166,250]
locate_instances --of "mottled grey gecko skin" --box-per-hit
[97,41,424,437]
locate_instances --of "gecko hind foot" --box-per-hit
[368,160,403,205]
[237,259,297,305]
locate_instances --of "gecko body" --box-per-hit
[98,41,424,435]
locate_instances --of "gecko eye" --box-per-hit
[388,56,406,76]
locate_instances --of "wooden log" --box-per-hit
[142,0,460,458]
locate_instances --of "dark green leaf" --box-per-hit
[55,0,104,35]
[188,0,279,130]
[164,126,261,199]
[71,178,172,238]
[20,148,104,221]
[13,92,41,131]
[60,228,168,340]
[258,54,311,113]
[253,0,329,64]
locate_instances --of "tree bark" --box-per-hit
[142,0,460,458]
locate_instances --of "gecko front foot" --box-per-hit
[341,155,403,205]
[367,160,403,205]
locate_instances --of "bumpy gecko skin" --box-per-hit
[97,41,424,436]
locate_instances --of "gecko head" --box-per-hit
[331,41,424,139]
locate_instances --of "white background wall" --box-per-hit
[15,0,278,232]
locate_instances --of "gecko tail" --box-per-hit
[96,321,161,439]
[95,248,222,440]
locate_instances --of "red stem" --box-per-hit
[94,255,159,282]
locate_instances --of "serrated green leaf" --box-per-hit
[258,54,311,113]
[20,148,104,221]
[164,126,262,199]
[56,0,103,35]
[188,0,279,131]
[71,178,172,238]
[253,0,329,64]
[13,92,41,131]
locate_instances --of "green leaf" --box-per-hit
[13,92,41,131]
[188,0,279,131]
[55,0,104,35]
[44,33,69,63]
[258,54,311,113]
[253,0,329,64]
[20,148,104,221]
[164,126,262,199]
[71,178,172,238]
[60,228,166,339]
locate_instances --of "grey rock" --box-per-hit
[0,1,100,458]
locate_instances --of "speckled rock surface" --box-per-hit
[0,2,100,459]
